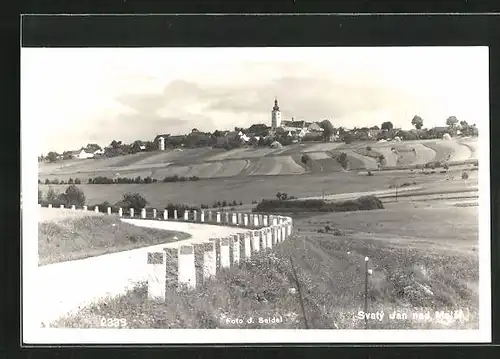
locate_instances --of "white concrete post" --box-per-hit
[244,214,249,227]
[273,217,278,226]
[266,228,273,249]
[130,208,134,217]
[94,206,99,213]
[163,209,168,220]
[71,205,76,211]
[107,207,111,215]
[184,210,189,221]
[209,238,221,271]
[48,204,52,208]
[224,212,229,224]
[147,251,167,300]
[272,227,278,245]
[244,232,252,259]
[253,214,259,228]
[287,223,292,236]
[193,210,197,222]
[174,209,178,219]
[259,229,266,250]
[237,213,242,224]
[232,235,240,265]
[216,212,221,223]
[252,231,260,252]
[232,213,237,225]
[141,208,146,219]
[208,211,213,222]
[60,205,64,209]
[203,242,216,280]
[249,214,254,227]
[281,224,286,241]
[277,225,282,242]
[118,208,123,217]
[259,215,264,226]
[220,238,231,269]
[178,244,196,290]
[263,215,269,227]
[200,211,205,222]
[153,208,157,218]
[83,205,87,211]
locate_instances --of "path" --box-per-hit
[37,220,253,327]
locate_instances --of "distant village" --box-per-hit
[39,98,479,163]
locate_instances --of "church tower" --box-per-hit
[271,97,282,129]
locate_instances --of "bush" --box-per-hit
[116,193,148,210]
[46,187,58,201]
[63,184,86,206]
[144,176,153,184]
[367,171,373,176]
[68,178,74,184]
[45,179,50,185]
[336,152,349,170]
[74,178,81,184]
[462,171,469,180]
[253,195,384,213]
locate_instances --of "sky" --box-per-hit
[21,47,489,155]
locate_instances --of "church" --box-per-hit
[270,98,323,137]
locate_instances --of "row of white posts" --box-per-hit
[147,216,293,300]
[41,203,277,228]
[40,203,293,299]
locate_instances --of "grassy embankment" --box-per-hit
[52,197,478,329]
[39,213,190,266]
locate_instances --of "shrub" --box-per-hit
[46,187,57,201]
[190,176,200,181]
[52,179,60,185]
[462,171,469,180]
[253,195,383,213]
[63,184,86,206]
[74,178,81,184]
[336,152,349,170]
[325,225,332,232]
[152,178,158,183]
[317,228,325,233]
[88,178,93,184]
[60,180,66,185]
[45,179,50,185]
[68,178,74,184]
[91,176,114,184]
[222,200,228,207]
[116,192,148,210]
[367,171,373,176]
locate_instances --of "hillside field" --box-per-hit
[38,138,479,182]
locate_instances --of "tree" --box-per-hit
[62,151,74,160]
[117,192,148,210]
[46,152,58,163]
[110,140,122,149]
[85,143,102,153]
[411,115,424,130]
[446,116,459,128]
[63,184,86,206]
[301,154,311,170]
[377,154,385,169]
[381,122,394,131]
[46,187,57,201]
[336,152,349,170]
[320,119,335,142]
[459,120,469,128]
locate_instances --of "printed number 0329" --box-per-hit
[100,318,127,327]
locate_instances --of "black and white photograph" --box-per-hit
[22,45,491,344]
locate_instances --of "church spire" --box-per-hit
[273,97,280,111]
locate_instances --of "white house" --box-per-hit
[77,149,94,159]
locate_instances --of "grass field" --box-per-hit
[38,138,479,182]
[38,168,464,209]
[52,201,478,329]
[38,210,190,266]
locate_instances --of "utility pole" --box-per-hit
[364,256,369,329]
